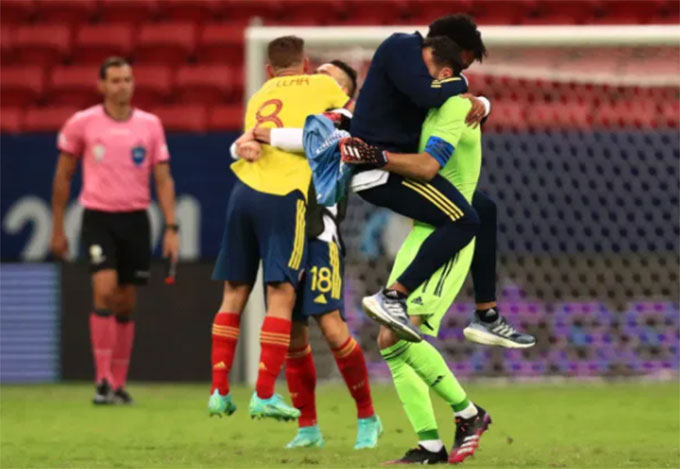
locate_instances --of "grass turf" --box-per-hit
[1,381,678,468]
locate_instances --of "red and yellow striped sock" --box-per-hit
[256,316,291,399]
[333,336,374,419]
[211,311,240,395]
[286,344,317,427]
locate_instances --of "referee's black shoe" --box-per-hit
[362,289,422,342]
[383,445,448,465]
[93,379,113,405]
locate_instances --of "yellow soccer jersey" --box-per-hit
[232,74,350,198]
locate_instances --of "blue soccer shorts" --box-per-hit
[292,238,345,323]
[213,179,307,288]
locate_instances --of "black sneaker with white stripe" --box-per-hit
[463,313,536,349]
[362,289,423,343]
[449,405,492,464]
[93,379,113,405]
[383,445,448,465]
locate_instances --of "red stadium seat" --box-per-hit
[592,100,656,129]
[529,0,597,25]
[1,66,44,107]
[23,106,79,132]
[525,102,591,130]
[275,0,345,25]
[48,66,100,108]
[0,108,23,133]
[221,0,282,24]
[73,24,134,64]
[338,0,409,25]
[1,26,14,64]
[231,66,244,101]
[593,0,663,24]
[659,100,679,128]
[196,24,244,65]
[151,105,208,132]
[35,0,98,24]
[483,100,527,132]
[408,0,474,25]
[135,22,197,65]
[132,65,173,109]
[209,104,244,130]
[99,0,159,23]
[160,0,222,22]
[175,65,232,105]
[473,0,536,25]
[0,0,35,24]
[521,13,577,25]
[13,24,72,66]
[657,0,680,24]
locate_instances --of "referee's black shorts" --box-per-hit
[81,209,151,285]
[357,173,478,227]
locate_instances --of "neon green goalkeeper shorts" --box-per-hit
[387,221,474,337]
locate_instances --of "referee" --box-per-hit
[50,57,179,404]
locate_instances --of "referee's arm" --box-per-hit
[153,163,179,261]
[50,152,78,259]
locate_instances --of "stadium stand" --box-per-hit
[98,0,159,24]
[35,0,99,25]
[12,24,71,66]
[0,0,678,131]
[72,23,134,64]
[1,65,44,107]
[135,22,197,65]
[151,104,209,132]
[48,65,100,108]
[132,64,174,108]
[22,106,79,132]
[175,65,233,105]
[196,23,245,64]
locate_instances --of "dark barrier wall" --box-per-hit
[60,261,243,381]
[1,132,239,260]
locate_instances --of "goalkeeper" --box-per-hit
[347,14,535,349]
[342,37,490,465]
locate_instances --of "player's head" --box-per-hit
[427,14,487,69]
[98,56,134,105]
[316,60,358,98]
[421,36,464,80]
[266,35,310,78]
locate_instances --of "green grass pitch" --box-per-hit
[1,381,678,468]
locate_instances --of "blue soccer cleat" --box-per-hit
[208,389,237,417]
[362,290,422,343]
[249,392,300,422]
[354,414,383,450]
[285,425,325,448]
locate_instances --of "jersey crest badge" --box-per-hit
[131,144,147,166]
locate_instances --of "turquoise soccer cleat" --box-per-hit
[354,414,383,449]
[285,425,325,448]
[248,392,301,422]
[208,390,237,417]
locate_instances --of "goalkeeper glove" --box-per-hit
[339,137,388,167]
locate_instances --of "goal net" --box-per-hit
[243,25,680,381]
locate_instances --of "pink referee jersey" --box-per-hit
[57,104,169,212]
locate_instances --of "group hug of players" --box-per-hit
[49,12,536,466]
